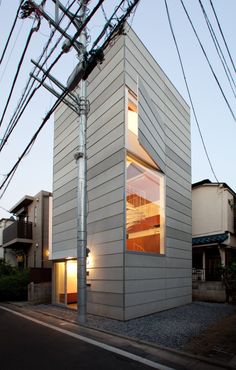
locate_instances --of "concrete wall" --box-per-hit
[193,185,235,237]
[193,281,226,303]
[28,282,52,304]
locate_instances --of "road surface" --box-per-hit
[0,307,167,370]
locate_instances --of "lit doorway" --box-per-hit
[54,260,77,309]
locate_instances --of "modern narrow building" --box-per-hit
[52,26,192,320]
[2,190,52,269]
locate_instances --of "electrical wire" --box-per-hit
[0,0,24,65]
[164,0,219,182]
[0,19,40,129]
[198,0,236,98]
[0,205,11,214]
[209,0,235,73]
[0,0,103,150]
[180,0,235,122]
[0,0,139,196]
[0,89,69,196]
[0,0,78,151]
[0,21,24,84]
[1,0,104,151]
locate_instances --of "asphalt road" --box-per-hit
[0,308,158,370]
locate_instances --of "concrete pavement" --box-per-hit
[0,302,235,370]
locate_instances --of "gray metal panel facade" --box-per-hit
[52,27,191,320]
[52,36,126,319]
[124,28,191,320]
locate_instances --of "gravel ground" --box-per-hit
[30,301,236,349]
[86,302,235,349]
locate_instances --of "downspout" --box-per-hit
[41,194,45,268]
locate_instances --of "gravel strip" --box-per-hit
[86,302,236,349]
[29,301,236,349]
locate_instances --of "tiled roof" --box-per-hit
[192,233,228,246]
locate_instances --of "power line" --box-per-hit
[0,0,24,65]
[164,0,219,182]
[0,0,139,196]
[0,0,105,190]
[180,0,236,122]
[0,0,78,151]
[0,89,68,196]
[0,22,24,84]
[209,0,235,73]
[198,0,236,98]
[0,20,40,129]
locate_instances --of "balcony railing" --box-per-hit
[3,221,33,246]
[192,268,222,282]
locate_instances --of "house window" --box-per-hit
[126,89,165,254]
[128,96,138,136]
[126,156,165,254]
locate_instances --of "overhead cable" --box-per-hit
[0,0,78,151]
[0,0,24,65]
[0,19,41,129]
[0,89,68,196]
[198,0,236,98]
[209,0,235,73]
[0,0,139,195]
[180,0,236,122]
[164,0,219,182]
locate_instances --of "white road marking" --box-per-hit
[0,305,175,370]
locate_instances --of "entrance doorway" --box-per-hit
[54,260,77,308]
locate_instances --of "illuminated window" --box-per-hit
[128,98,138,136]
[126,88,165,254]
[126,90,157,169]
[126,156,165,254]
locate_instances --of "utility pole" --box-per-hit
[20,0,140,324]
[73,0,89,324]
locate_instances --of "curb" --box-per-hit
[5,302,235,370]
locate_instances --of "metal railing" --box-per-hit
[3,221,33,245]
[192,268,222,282]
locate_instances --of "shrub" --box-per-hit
[221,261,236,303]
[0,259,15,277]
[0,269,29,301]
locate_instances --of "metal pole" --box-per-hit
[75,0,89,324]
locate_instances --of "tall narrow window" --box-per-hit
[126,156,165,254]
[128,97,138,136]
[126,89,165,254]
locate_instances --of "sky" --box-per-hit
[0,0,235,219]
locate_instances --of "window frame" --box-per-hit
[125,87,166,255]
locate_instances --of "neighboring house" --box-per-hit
[0,218,14,262]
[52,26,192,320]
[2,190,53,269]
[192,179,236,301]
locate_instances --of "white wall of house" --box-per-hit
[52,26,192,320]
[192,184,235,237]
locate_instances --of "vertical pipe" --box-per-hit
[76,0,88,324]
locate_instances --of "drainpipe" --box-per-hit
[41,194,45,268]
[202,250,206,281]
[218,244,226,267]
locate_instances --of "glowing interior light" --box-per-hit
[128,109,138,136]
[87,253,93,268]
[66,260,77,294]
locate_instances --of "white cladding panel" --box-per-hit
[124,28,191,320]
[52,27,191,320]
